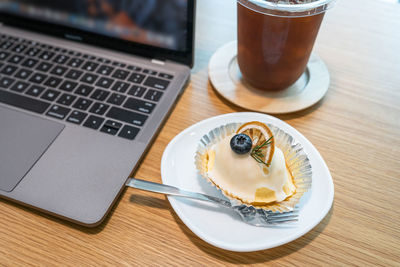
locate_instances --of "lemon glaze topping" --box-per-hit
[207,134,295,203]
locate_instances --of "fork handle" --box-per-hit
[126,178,231,207]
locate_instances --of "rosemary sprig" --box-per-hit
[250,136,273,166]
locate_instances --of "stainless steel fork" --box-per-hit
[126,178,299,226]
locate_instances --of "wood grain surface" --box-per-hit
[1,0,400,265]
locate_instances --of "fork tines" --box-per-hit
[265,210,299,224]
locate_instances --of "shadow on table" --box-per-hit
[128,190,333,263]
[170,203,333,264]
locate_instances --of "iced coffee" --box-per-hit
[237,0,335,91]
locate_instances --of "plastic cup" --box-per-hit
[237,0,336,91]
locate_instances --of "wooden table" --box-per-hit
[1,0,399,265]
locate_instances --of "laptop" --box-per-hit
[0,0,195,226]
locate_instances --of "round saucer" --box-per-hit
[208,41,330,114]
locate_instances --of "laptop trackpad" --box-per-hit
[0,106,64,192]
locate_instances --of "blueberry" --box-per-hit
[230,134,252,154]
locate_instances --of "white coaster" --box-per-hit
[208,41,330,114]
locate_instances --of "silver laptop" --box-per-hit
[0,0,195,226]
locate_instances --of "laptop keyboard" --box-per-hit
[0,34,174,140]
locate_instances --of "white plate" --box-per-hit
[161,112,334,252]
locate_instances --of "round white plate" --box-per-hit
[161,112,334,252]
[208,41,330,114]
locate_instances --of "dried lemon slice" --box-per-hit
[236,121,275,166]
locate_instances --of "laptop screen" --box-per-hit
[0,0,194,66]
[0,0,188,52]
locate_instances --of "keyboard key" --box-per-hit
[67,110,87,125]
[75,84,94,96]
[0,52,10,60]
[0,89,50,114]
[73,97,93,110]
[87,54,96,60]
[39,51,55,60]
[25,47,41,57]
[80,73,98,84]
[101,120,124,135]
[106,107,148,127]
[50,65,68,76]
[97,58,111,64]
[14,69,32,80]
[8,55,24,64]
[46,104,70,120]
[100,125,118,136]
[65,69,83,79]
[107,93,126,106]
[26,85,45,97]
[112,61,125,67]
[82,61,99,72]
[36,62,53,72]
[96,77,114,89]
[144,76,170,90]
[104,120,122,129]
[144,89,163,102]
[29,73,47,84]
[0,77,15,88]
[59,80,78,92]
[143,69,157,75]
[10,81,29,92]
[67,57,84,68]
[89,102,109,115]
[159,73,174,79]
[128,73,145,84]
[0,40,14,50]
[112,69,129,80]
[53,54,69,64]
[57,93,76,106]
[1,65,18,76]
[44,76,62,88]
[123,98,156,114]
[83,115,104,130]
[90,89,110,101]
[127,65,142,72]
[41,89,60,101]
[128,85,146,98]
[21,58,38,68]
[118,125,140,140]
[12,44,27,53]
[97,65,114,76]
[111,81,130,93]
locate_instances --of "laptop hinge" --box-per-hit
[151,59,165,66]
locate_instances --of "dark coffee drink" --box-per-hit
[237,0,332,91]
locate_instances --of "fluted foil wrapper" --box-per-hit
[195,122,312,213]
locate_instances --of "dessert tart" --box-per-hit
[195,121,311,212]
